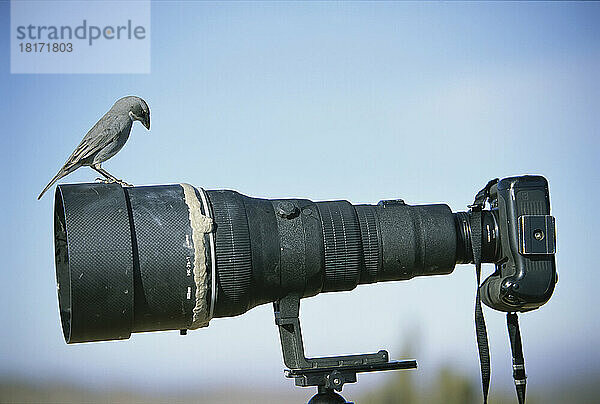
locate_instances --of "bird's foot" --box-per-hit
[95,177,133,187]
[95,177,112,184]
[115,179,133,187]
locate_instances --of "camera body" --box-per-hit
[481,176,557,312]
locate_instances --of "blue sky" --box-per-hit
[1,0,599,398]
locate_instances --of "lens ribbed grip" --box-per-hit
[355,205,381,283]
[317,201,361,292]
[208,191,252,316]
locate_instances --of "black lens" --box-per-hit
[55,183,461,343]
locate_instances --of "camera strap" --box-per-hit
[507,312,526,403]
[470,178,526,404]
[470,209,491,404]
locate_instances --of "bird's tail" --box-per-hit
[38,164,79,200]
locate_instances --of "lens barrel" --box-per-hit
[55,183,462,343]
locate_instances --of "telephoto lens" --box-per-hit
[55,182,464,343]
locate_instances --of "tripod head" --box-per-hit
[274,294,416,403]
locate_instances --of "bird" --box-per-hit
[38,96,150,200]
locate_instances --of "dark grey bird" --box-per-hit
[38,96,150,200]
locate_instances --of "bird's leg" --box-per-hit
[92,164,133,187]
[92,164,117,181]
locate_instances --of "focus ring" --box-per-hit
[355,205,381,283]
[316,201,362,292]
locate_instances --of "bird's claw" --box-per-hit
[94,177,133,187]
[116,179,133,187]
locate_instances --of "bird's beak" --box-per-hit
[143,116,150,130]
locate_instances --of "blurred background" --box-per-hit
[1,1,599,403]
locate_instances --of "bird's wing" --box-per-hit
[63,114,124,168]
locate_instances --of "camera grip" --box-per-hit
[481,176,557,312]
